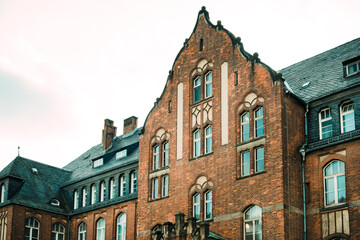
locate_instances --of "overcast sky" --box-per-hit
[0,0,359,170]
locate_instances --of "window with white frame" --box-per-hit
[205,125,212,154]
[193,130,201,157]
[51,223,65,240]
[91,184,96,204]
[241,151,250,176]
[0,184,4,203]
[96,218,105,240]
[241,112,250,142]
[82,187,87,207]
[193,76,201,103]
[340,102,355,133]
[130,171,137,194]
[162,175,169,197]
[116,213,126,240]
[205,71,212,98]
[153,145,159,170]
[324,161,346,206]
[93,158,103,168]
[193,193,200,221]
[78,222,86,240]
[110,178,116,199]
[319,108,333,139]
[116,149,127,159]
[204,190,212,220]
[24,218,39,240]
[152,178,159,199]
[254,107,263,137]
[244,205,262,240]
[120,175,126,197]
[163,141,169,167]
[74,190,79,209]
[255,147,264,173]
[346,60,360,76]
[99,181,105,202]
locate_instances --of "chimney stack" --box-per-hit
[123,116,137,135]
[102,119,117,151]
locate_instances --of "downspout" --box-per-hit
[300,103,309,240]
[67,215,70,240]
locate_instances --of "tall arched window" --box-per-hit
[193,193,200,221]
[110,178,116,199]
[96,218,105,240]
[244,205,262,240]
[116,213,127,240]
[24,217,40,240]
[120,175,126,196]
[130,171,137,194]
[74,189,79,209]
[82,187,87,207]
[78,222,86,240]
[324,161,346,206]
[340,101,355,133]
[91,184,96,204]
[99,181,105,202]
[204,190,212,220]
[51,223,65,240]
[0,184,4,203]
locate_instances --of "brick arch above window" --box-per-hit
[237,92,265,114]
[190,59,213,78]
[189,175,214,195]
[150,128,170,145]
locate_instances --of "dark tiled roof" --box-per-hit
[0,156,71,214]
[281,38,360,103]
[63,128,139,185]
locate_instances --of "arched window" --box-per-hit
[153,145,160,170]
[319,108,333,139]
[244,205,262,240]
[91,184,96,204]
[324,161,346,206]
[340,102,355,133]
[130,171,137,194]
[51,223,65,240]
[78,222,86,240]
[204,190,212,220]
[99,181,105,202]
[193,193,200,221]
[82,187,87,207]
[24,217,39,240]
[116,213,127,240]
[162,141,169,167]
[254,107,263,137]
[96,218,105,240]
[120,175,126,197]
[74,189,79,209]
[110,178,116,199]
[241,112,250,142]
[0,183,4,203]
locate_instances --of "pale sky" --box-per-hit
[1,0,359,170]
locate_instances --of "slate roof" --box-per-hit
[281,37,360,103]
[0,156,72,214]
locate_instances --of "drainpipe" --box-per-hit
[67,215,70,240]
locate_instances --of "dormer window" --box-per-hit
[343,56,360,77]
[50,199,60,206]
[93,158,103,168]
[116,149,127,159]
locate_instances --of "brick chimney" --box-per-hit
[123,116,137,135]
[102,119,117,150]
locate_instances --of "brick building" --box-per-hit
[0,6,359,240]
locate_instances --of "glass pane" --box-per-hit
[206,137,212,153]
[325,177,334,192]
[251,206,261,218]
[255,108,263,118]
[194,87,201,102]
[206,82,212,98]
[51,233,56,240]
[256,159,264,172]
[338,189,346,203]
[59,234,64,240]
[245,221,253,234]
[25,227,30,237]
[255,119,263,137]
[326,191,335,205]
[242,123,250,141]
[242,152,250,176]
[337,175,345,189]
[206,202,212,219]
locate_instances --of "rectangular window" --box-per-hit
[153,145,159,170]
[120,175,126,196]
[241,151,250,176]
[116,149,127,159]
[255,147,264,172]
[241,112,250,141]
[130,172,137,193]
[205,125,212,154]
[205,72,212,98]
[346,61,360,76]
[319,108,333,139]
[93,158,103,168]
[341,102,355,133]
[193,193,200,221]
[163,142,169,167]
[162,175,169,197]
[194,77,201,102]
[152,178,159,199]
[194,130,201,157]
[204,190,212,220]
[255,107,263,137]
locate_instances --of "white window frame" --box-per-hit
[205,71,212,99]
[93,158,103,168]
[52,223,65,240]
[241,112,250,142]
[99,181,105,202]
[82,187,87,207]
[324,161,346,207]
[241,151,250,176]
[162,175,169,197]
[193,76,201,103]
[130,171,137,194]
[162,141,169,167]
[346,60,360,76]
[193,193,200,221]
[319,108,333,139]
[74,189,79,209]
[96,218,105,240]
[116,149,127,159]
[152,178,159,199]
[116,213,127,240]
[91,184,96,204]
[120,175,126,197]
[110,178,116,199]
[0,184,4,203]
[204,190,212,220]
[153,145,159,170]
[254,107,263,137]
[78,222,86,240]
[193,129,201,157]
[204,125,212,154]
[340,102,355,133]
[255,147,264,173]
[244,206,262,240]
[25,218,40,240]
